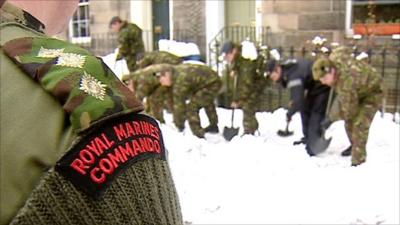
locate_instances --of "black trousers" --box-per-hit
[301,89,330,151]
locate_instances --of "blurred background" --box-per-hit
[56,0,400,115]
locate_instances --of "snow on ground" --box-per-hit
[161,108,399,224]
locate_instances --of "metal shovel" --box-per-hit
[223,72,239,141]
[277,121,294,137]
[223,108,239,141]
[308,88,335,154]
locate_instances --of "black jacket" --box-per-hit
[280,59,330,117]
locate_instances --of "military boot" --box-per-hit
[204,124,219,133]
[341,146,352,157]
[293,137,307,145]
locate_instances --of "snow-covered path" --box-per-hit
[162,108,399,224]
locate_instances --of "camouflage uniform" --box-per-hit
[171,64,222,138]
[227,55,265,134]
[124,66,173,123]
[137,51,182,69]
[1,3,182,224]
[313,46,383,166]
[116,21,145,72]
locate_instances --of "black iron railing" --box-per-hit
[70,27,400,117]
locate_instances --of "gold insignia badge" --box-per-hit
[79,71,107,100]
[57,53,86,68]
[37,47,64,58]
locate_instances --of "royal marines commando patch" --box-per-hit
[55,113,166,199]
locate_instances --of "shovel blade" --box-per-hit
[277,129,294,137]
[309,136,332,155]
[223,126,239,141]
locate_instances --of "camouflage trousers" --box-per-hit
[146,87,173,123]
[343,94,382,166]
[126,52,144,72]
[241,97,258,135]
[186,81,221,137]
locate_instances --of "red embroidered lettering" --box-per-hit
[70,159,89,175]
[94,136,108,153]
[119,142,135,158]
[154,140,161,153]
[55,113,166,199]
[139,137,149,152]
[133,121,142,134]
[150,125,160,140]
[80,149,95,164]
[125,122,135,137]
[86,141,100,156]
[101,133,115,148]
[113,124,127,141]
[90,167,106,184]
[147,138,154,152]
[108,148,127,168]
[141,121,151,135]
[99,158,114,175]
[132,139,143,155]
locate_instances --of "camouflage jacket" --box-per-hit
[230,55,264,103]
[116,21,145,69]
[172,64,221,125]
[137,51,182,69]
[330,47,383,121]
[128,67,161,101]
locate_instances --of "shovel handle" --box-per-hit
[230,108,235,127]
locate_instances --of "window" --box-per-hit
[345,0,400,37]
[69,0,90,43]
[352,0,399,24]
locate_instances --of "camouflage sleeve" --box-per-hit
[338,76,359,121]
[136,76,159,101]
[116,29,130,60]
[137,55,152,69]
[172,79,190,130]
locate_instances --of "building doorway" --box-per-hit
[225,0,255,26]
[152,0,170,49]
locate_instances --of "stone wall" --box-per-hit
[260,0,346,47]
[172,0,206,57]
[90,0,131,34]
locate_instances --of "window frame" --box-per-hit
[69,0,91,43]
[345,0,400,37]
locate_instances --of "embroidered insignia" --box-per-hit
[55,113,166,199]
[79,71,107,100]
[57,53,86,68]
[37,46,64,58]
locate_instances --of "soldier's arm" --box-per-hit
[116,29,131,60]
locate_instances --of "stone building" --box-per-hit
[61,0,399,112]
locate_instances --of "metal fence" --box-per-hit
[72,28,400,116]
[213,45,400,115]
[76,29,205,57]
[207,26,399,115]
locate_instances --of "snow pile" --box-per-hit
[161,108,399,224]
[241,40,258,60]
[158,39,200,58]
[101,48,129,80]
